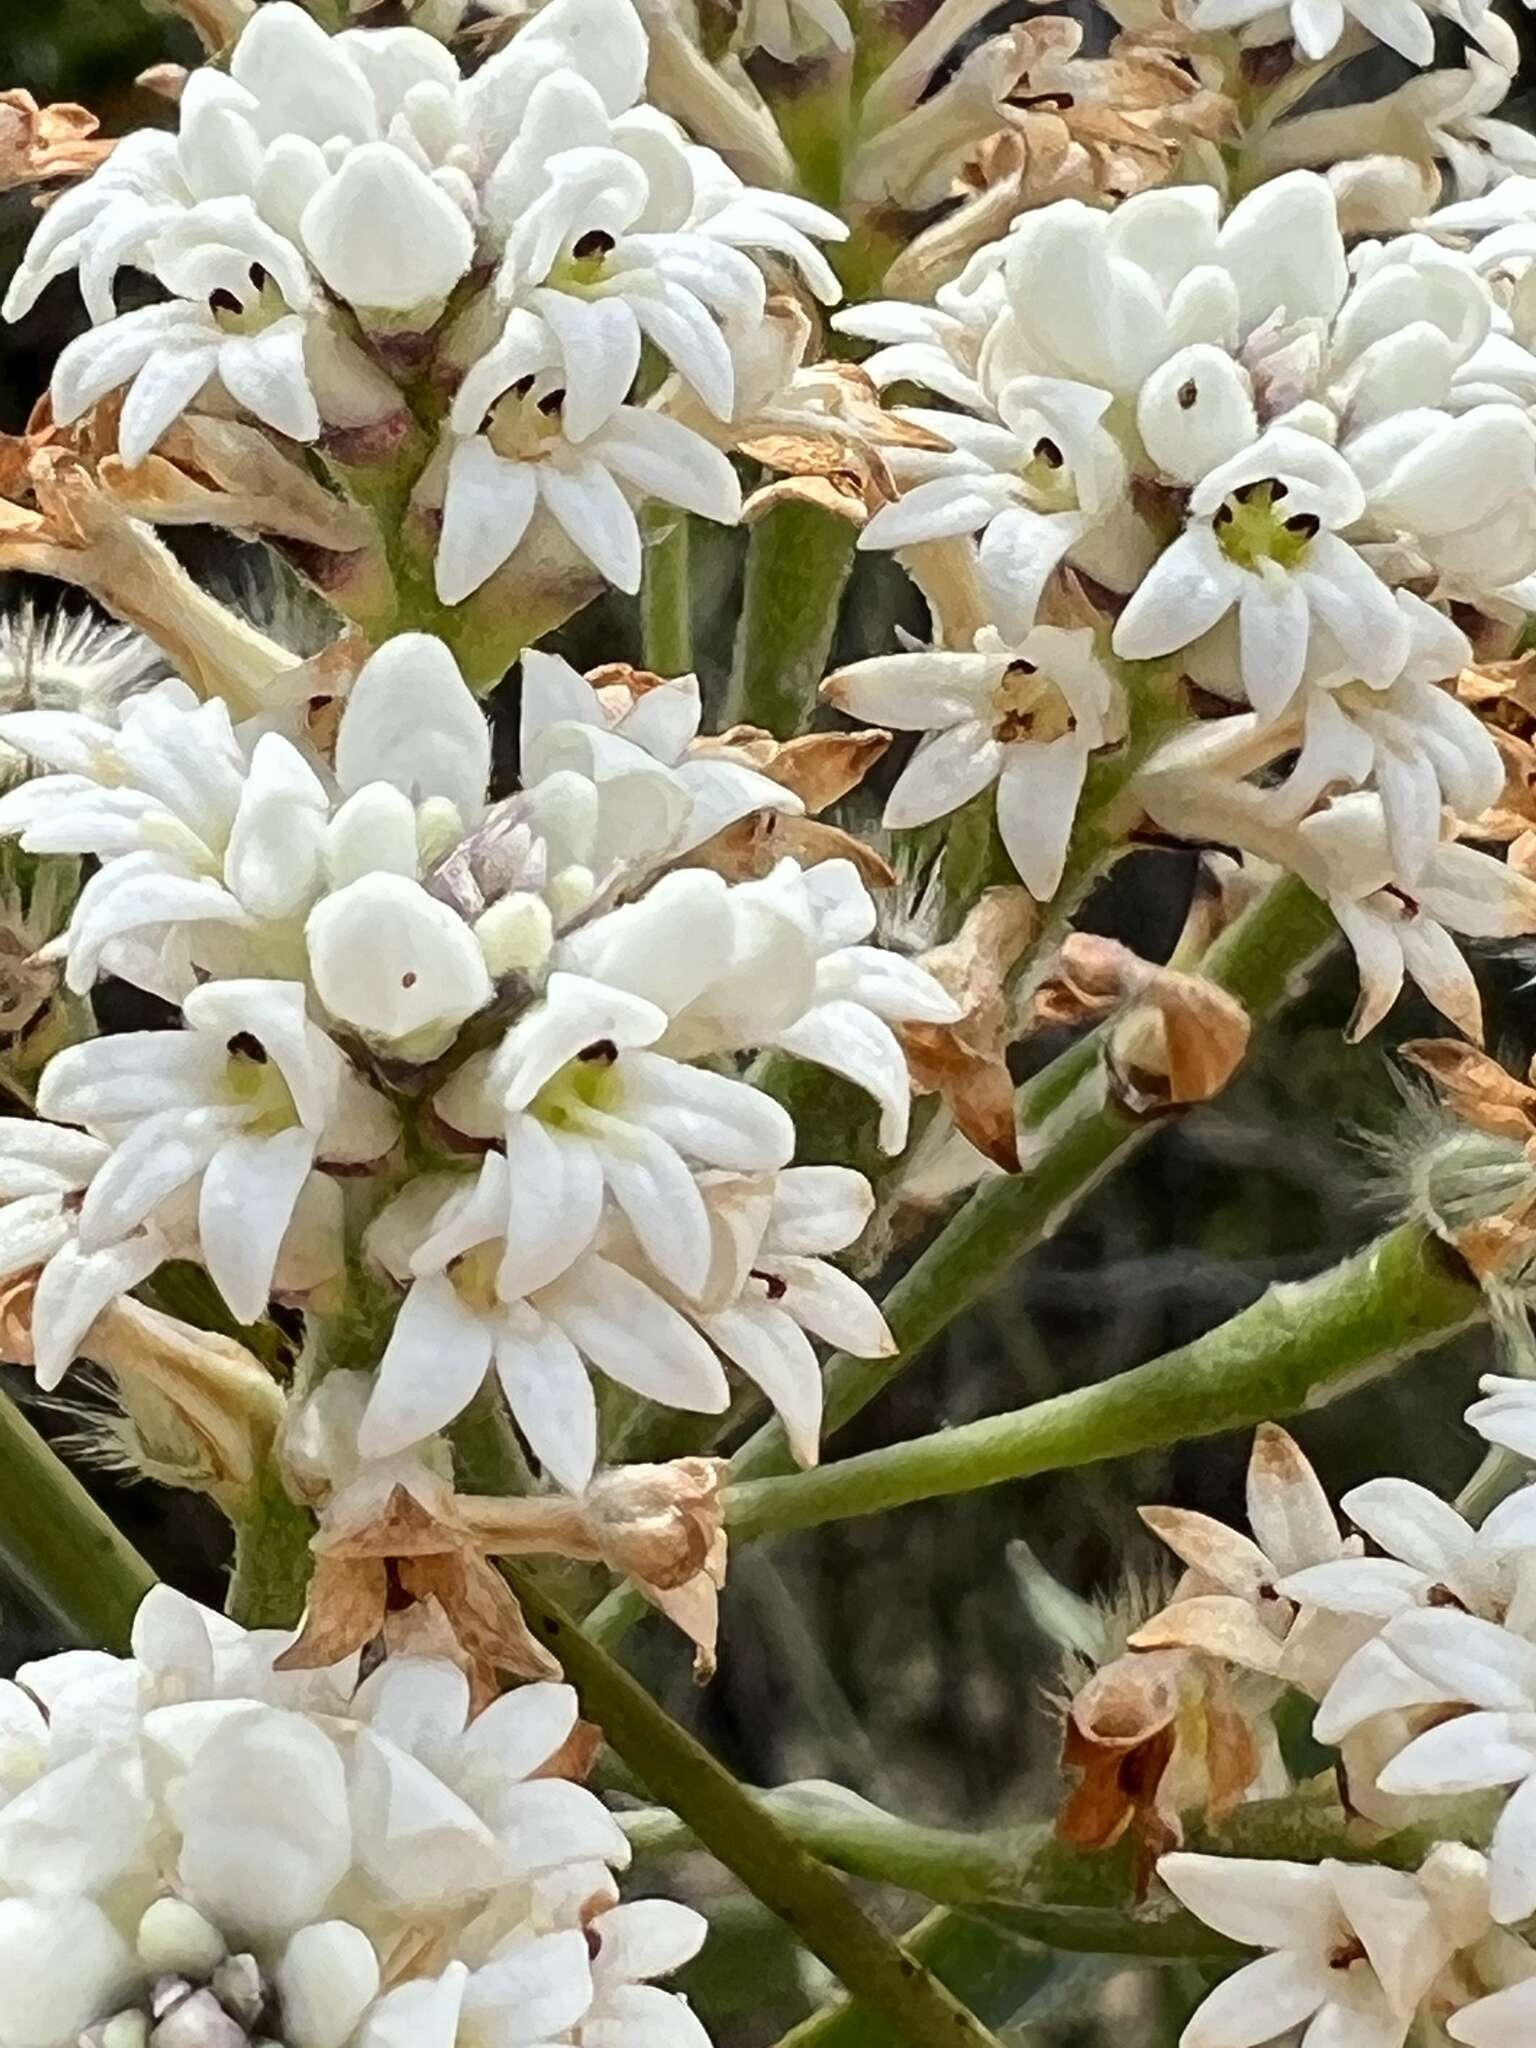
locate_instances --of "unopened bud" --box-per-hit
[475,892,554,979]
[416,797,466,868]
[136,1901,226,1980]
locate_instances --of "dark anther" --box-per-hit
[571,229,616,260]
[209,287,242,317]
[1005,658,1039,678]
[226,1032,268,1063]
[248,262,268,291]
[1286,513,1320,540]
[580,1039,620,1064]
[752,1268,789,1300]
[537,388,567,417]
[401,971,418,988]
[1177,379,1199,410]
[1034,437,1064,469]
[510,374,537,399]
[1213,501,1234,527]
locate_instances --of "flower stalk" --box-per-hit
[722,1222,1480,1539]
[0,1382,156,1648]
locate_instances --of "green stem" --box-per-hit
[627,1781,1501,1961]
[584,874,1339,1646]
[772,1909,1061,2048]
[726,503,857,736]
[502,1570,1006,2048]
[226,1462,316,1630]
[0,1384,156,1648]
[641,509,693,676]
[723,1223,1479,1539]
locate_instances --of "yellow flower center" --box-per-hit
[529,1040,623,1131]
[1213,481,1319,571]
[222,1034,299,1135]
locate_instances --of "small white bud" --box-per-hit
[548,864,597,922]
[475,892,554,979]
[137,1900,228,1979]
[103,2017,151,2048]
[417,796,467,868]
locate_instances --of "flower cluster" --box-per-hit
[6,0,843,607]
[0,1585,708,2048]
[0,630,954,1479]
[821,171,1536,1036]
[1051,1354,1536,2047]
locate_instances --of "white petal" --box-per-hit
[995,739,1089,900]
[436,440,539,606]
[301,144,474,312]
[198,1129,317,1325]
[337,634,489,822]
[495,1308,599,1493]
[542,1255,730,1411]
[773,1000,914,1152]
[218,317,320,442]
[277,1924,382,2048]
[1158,1853,1338,1949]
[701,1294,822,1466]
[357,1275,494,1457]
[538,458,644,593]
[0,1896,133,2048]
[30,1234,165,1390]
[498,1117,605,1299]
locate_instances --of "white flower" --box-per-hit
[437,328,742,602]
[0,1119,168,1393]
[668,1166,894,1468]
[1279,1480,1536,1633]
[52,296,320,470]
[825,624,1123,900]
[356,1159,734,1485]
[1160,1848,1482,2048]
[1187,0,1448,66]
[519,649,799,855]
[1263,594,1500,884]
[977,176,1348,401]
[0,635,498,1024]
[1315,1610,1536,1923]
[1113,428,1409,722]
[1348,405,1536,598]
[445,885,801,1299]
[854,379,1128,638]
[36,980,396,1323]
[483,96,841,429]
[553,858,960,1151]
[1288,792,1536,1040]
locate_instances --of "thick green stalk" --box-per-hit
[723,1223,1479,1538]
[503,1570,1006,2048]
[627,1781,1500,1961]
[726,503,858,736]
[773,1909,1061,2048]
[641,510,693,676]
[0,1385,156,1649]
[227,1463,316,1630]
